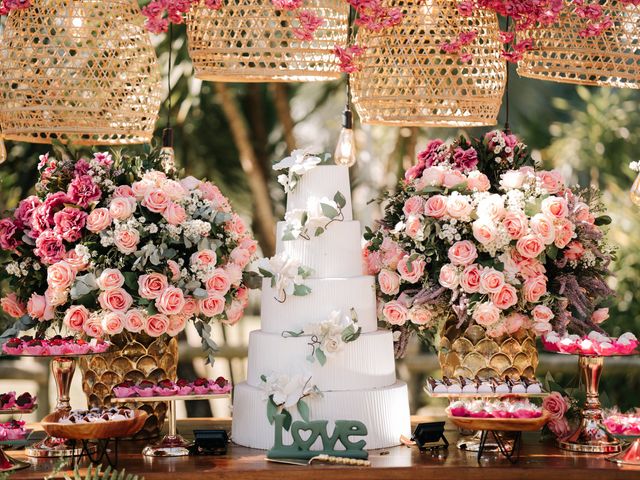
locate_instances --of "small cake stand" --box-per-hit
[112,393,230,457]
[553,352,635,454]
[2,350,111,458]
[0,434,34,473]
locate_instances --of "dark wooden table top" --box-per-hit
[6,417,640,480]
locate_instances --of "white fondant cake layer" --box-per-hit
[286,166,353,221]
[260,276,378,335]
[246,330,396,391]
[276,221,364,278]
[232,381,411,450]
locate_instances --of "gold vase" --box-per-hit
[78,332,178,440]
[438,316,538,380]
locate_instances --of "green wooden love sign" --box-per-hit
[267,414,369,460]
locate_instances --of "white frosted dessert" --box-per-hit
[232,163,411,451]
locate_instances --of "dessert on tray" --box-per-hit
[542,331,638,356]
[232,160,411,450]
[447,398,544,419]
[0,392,37,411]
[2,336,111,356]
[57,408,135,424]
[112,377,232,398]
[0,421,28,441]
[604,412,640,436]
[427,376,543,395]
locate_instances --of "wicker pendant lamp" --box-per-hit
[187,0,349,82]
[350,0,506,127]
[0,0,162,145]
[517,1,640,88]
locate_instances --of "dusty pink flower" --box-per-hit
[86,208,112,233]
[1,294,27,319]
[53,207,87,242]
[67,175,102,207]
[382,300,409,326]
[35,230,66,265]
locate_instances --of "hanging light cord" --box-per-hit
[343,5,356,129]
[163,23,174,148]
[504,16,511,134]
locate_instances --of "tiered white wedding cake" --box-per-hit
[232,161,411,450]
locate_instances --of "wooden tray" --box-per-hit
[41,410,147,440]
[448,411,551,432]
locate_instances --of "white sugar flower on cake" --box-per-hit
[260,372,321,428]
[273,149,326,193]
[282,193,346,241]
[256,253,313,303]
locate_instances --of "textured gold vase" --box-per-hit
[438,317,538,380]
[78,332,178,439]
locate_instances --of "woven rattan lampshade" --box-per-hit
[517,1,640,88]
[187,0,349,82]
[350,0,506,127]
[0,0,162,145]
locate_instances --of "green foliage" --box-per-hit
[63,465,143,480]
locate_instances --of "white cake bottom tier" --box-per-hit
[275,220,364,279]
[232,381,411,450]
[286,165,354,222]
[247,330,396,391]
[260,276,378,335]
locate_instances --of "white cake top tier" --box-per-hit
[286,165,353,221]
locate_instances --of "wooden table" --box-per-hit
[7,417,640,480]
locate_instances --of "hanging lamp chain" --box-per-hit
[343,5,356,128]
[163,22,174,149]
[504,15,511,134]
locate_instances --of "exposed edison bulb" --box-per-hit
[631,171,640,206]
[159,128,176,173]
[0,137,6,165]
[334,108,357,167]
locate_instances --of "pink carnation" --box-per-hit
[67,175,102,208]
[53,207,87,242]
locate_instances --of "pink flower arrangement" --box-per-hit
[364,131,616,356]
[0,151,257,361]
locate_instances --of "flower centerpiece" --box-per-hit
[0,148,258,436]
[364,130,614,378]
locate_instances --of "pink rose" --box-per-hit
[409,306,433,326]
[145,314,169,337]
[1,294,26,318]
[592,307,609,325]
[382,300,409,326]
[163,202,187,225]
[405,215,424,240]
[438,264,459,289]
[191,249,217,269]
[403,196,425,216]
[523,275,548,303]
[537,170,565,195]
[548,418,571,439]
[86,208,112,233]
[109,197,136,221]
[491,284,518,310]
[167,260,181,281]
[564,241,584,261]
[143,189,170,213]
[124,309,146,333]
[67,175,102,208]
[381,238,405,270]
[486,322,507,339]
[96,269,125,291]
[504,312,527,334]
[442,170,466,189]
[138,273,169,300]
[466,171,490,192]
[397,255,426,284]
[541,196,568,219]
[47,261,76,291]
[199,292,226,317]
[114,228,140,254]
[502,211,528,240]
[113,185,135,198]
[53,207,87,243]
[205,268,231,295]
[143,171,167,183]
[378,269,401,295]
[65,247,89,272]
[35,230,66,265]
[518,258,546,279]
[530,213,556,245]
[64,305,89,332]
[83,315,104,338]
[574,202,591,223]
[500,170,527,190]
[460,264,481,293]
[533,321,553,336]
[167,314,188,336]
[472,302,500,327]
[223,300,245,326]
[472,218,497,245]
[181,297,199,318]
[239,237,258,255]
[132,180,155,200]
[230,247,251,267]
[102,312,125,335]
[98,288,133,312]
[418,166,445,188]
[27,293,54,321]
[423,195,447,218]
[542,392,569,421]
[477,195,505,220]
[554,218,575,249]
[226,214,247,236]
[532,305,554,323]
[181,176,201,191]
[45,288,68,307]
[516,234,545,259]
[155,286,186,316]
[448,240,477,266]
[225,263,244,286]
[161,179,187,201]
[446,195,473,219]
[479,268,505,294]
